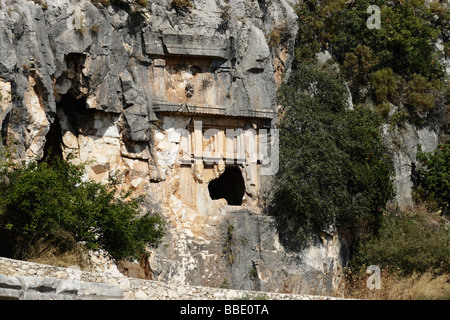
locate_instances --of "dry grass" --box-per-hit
[280,271,336,296]
[341,269,450,300]
[339,202,450,300]
[21,231,91,270]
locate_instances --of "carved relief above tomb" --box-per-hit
[144,31,277,210]
[151,56,231,111]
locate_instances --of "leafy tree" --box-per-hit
[293,0,449,123]
[272,64,394,246]
[331,0,446,79]
[0,153,165,261]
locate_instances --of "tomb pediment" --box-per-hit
[144,29,230,59]
[162,34,230,59]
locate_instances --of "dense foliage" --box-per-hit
[273,63,394,246]
[0,153,165,261]
[295,0,449,125]
[414,140,450,212]
[351,206,450,275]
[352,139,450,277]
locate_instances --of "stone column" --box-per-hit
[152,59,166,102]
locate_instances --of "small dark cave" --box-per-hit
[57,93,89,132]
[208,166,245,206]
[42,115,63,162]
[41,93,90,163]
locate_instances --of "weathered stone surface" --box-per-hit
[0,274,22,290]
[0,270,123,300]
[381,123,440,207]
[78,281,123,299]
[0,288,21,300]
[151,209,346,295]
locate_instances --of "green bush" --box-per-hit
[273,64,394,246]
[351,140,450,276]
[404,74,446,123]
[0,154,165,261]
[341,45,378,102]
[390,109,409,129]
[415,140,450,212]
[267,31,281,48]
[293,0,347,63]
[350,207,450,276]
[331,0,445,78]
[375,102,391,119]
[371,68,398,104]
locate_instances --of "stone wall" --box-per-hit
[0,257,343,300]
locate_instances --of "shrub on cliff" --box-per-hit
[294,0,449,123]
[0,153,165,262]
[295,0,447,78]
[171,0,193,13]
[272,63,394,247]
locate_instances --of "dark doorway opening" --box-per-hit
[42,115,63,162]
[208,166,245,206]
[57,94,89,132]
[41,93,90,163]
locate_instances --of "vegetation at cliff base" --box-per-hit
[352,204,449,275]
[0,151,165,264]
[345,203,450,299]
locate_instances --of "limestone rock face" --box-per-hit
[381,123,440,207]
[0,0,346,295]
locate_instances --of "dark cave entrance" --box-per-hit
[42,115,63,162]
[42,92,89,163]
[56,93,88,132]
[208,166,245,206]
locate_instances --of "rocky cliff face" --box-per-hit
[0,0,347,295]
